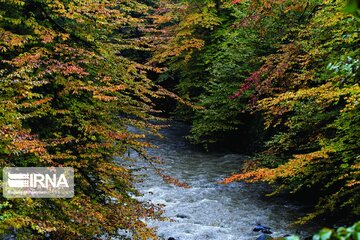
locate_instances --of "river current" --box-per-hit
[125,122,313,240]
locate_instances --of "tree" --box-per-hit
[224,0,360,223]
[0,0,171,239]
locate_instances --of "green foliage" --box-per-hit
[273,221,360,240]
[155,0,269,147]
[312,221,360,240]
[345,0,360,17]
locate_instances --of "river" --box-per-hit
[127,122,314,240]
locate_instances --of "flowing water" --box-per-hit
[127,122,314,240]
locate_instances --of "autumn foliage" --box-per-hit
[157,0,360,224]
[0,0,359,237]
[0,0,170,239]
[219,0,360,223]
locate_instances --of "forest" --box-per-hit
[0,0,359,239]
